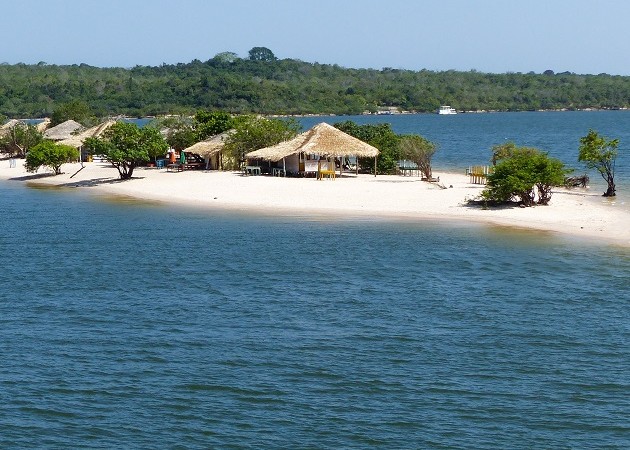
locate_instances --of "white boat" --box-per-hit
[437,105,457,115]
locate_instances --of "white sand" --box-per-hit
[2,159,629,247]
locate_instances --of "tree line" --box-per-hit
[3,48,630,118]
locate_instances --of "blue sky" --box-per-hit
[3,0,629,75]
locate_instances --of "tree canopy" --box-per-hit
[400,135,437,180]
[224,115,299,167]
[482,146,568,206]
[3,54,630,118]
[333,121,401,174]
[248,47,277,62]
[25,140,78,175]
[578,129,619,197]
[0,123,43,157]
[84,122,168,179]
[50,100,95,126]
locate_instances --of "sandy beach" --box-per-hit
[1,159,629,247]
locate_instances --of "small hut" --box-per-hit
[58,120,116,162]
[183,130,233,170]
[43,119,83,141]
[245,122,380,177]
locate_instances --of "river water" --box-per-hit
[1,112,629,448]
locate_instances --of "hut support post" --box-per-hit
[374,156,377,177]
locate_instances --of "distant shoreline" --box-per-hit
[6,106,630,123]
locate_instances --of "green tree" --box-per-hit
[212,52,240,64]
[148,115,196,151]
[193,110,234,140]
[224,115,299,167]
[0,123,43,157]
[482,147,568,206]
[50,100,94,126]
[578,129,619,197]
[25,140,78,175]
[334,121,401,174]
[84,122,168,179]
[248,47,277,62]
[399,134,437,180]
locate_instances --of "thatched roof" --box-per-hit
[0,119,22,130]
[1,119,52,138]
[184,130,233,158]
[58,120,116,148]
[0,119,20,137]
[43,119,83,140]
[245,122,380,162]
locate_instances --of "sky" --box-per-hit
[2,0,630,75]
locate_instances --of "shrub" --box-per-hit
[25,141,78,175]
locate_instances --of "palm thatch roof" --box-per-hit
[0,119,22,130]
[58,120,116,148]
[0,119,21,137]
[245,122,380,162]
[183,130,233,158]
[43,119,83,140]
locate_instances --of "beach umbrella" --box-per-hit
[180,150,186,164]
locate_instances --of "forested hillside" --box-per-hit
[2,50,630,118]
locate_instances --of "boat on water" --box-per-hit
[437,105,457,115]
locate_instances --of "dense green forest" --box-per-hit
[3,48,630,118]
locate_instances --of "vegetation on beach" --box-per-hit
[223,115,300,168]
[3,49,630,118]
[24,140,78,175]
[84,122,168,179]
[332,121,437,176]
[400,135,437,180]
[149,110,234,151]
[578,130,619,197]
[481,144,569,206]
[333,121,401,174]
[0,122,43,157]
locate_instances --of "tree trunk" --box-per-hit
[604,183,616,197]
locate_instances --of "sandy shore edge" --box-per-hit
[2,160,629,248]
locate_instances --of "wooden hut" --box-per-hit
[245,122,380,177]
[183,131,233,170]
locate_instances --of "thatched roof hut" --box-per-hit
[245,122,379,162]
[58,120,116,148]
[1,120,17,138]
[183,131,233,158]
[0,119,22,131]
[43,119,83,140]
